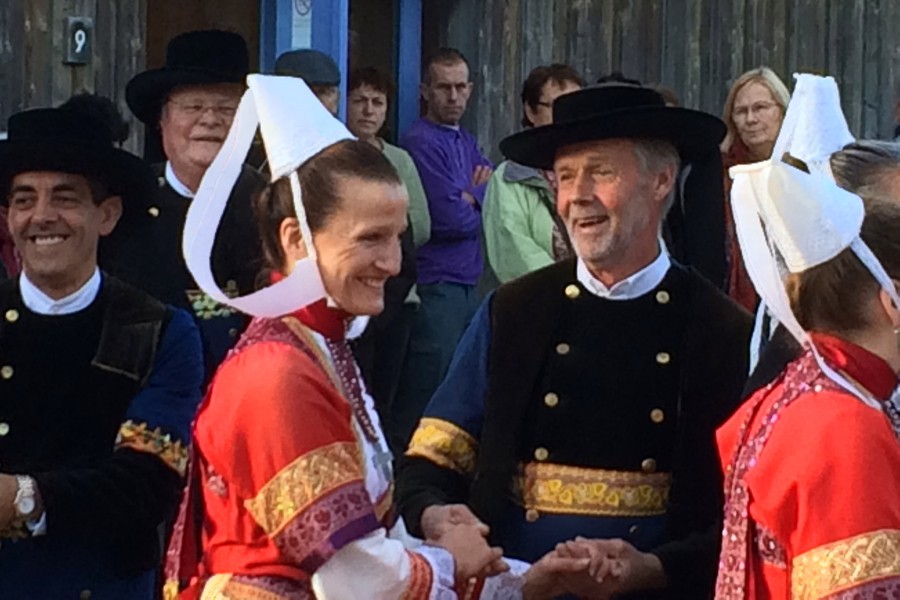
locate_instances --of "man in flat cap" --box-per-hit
[397,83,752,598]
[275,48,342,116]
[104,29,264,379]
[0,107,202,599]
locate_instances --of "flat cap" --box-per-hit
[274,49,340,86]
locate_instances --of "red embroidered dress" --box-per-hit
[716,333,900,599]
[164,301,458,599]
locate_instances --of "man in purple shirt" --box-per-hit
[392,48,493,451]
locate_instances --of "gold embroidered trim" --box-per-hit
[516,462,671,517]
[244,441,365,536]
[792,529,900,600]
[186,284,239,320]
[163,579,180,600]
[116,420,189,476]
[405,417,478,476]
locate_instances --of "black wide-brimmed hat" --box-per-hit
[0,108,155,205]
[126,29,249,125]
[500,84,726,169]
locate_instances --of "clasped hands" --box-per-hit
[422,503,664,599]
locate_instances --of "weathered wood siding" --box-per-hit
[425,0,900,161]
[0,0,147,154]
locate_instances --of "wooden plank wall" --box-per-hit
[0,0,147,154]
[426,0,900,161]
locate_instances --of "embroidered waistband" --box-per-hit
[516,462,671,517]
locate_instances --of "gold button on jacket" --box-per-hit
[534,447,549,461]
[4,309,18,323]
[641,458,658,473]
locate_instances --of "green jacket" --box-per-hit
[382,141,431,248]
[483,160,558,283]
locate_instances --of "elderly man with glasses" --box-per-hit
[102,30,265,378]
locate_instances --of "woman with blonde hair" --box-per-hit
[721,67,791,311]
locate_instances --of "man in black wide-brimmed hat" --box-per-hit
[0,107,203,598]
[103,29,264,379]
[397,84,753,598]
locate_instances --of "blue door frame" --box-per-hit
[259,0,421,135]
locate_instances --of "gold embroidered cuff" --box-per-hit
[516,462,671,517]
[792,529,900,600]
[116,420,189,477]
[405,417,478,476]
[244,440,366,535]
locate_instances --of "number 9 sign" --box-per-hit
[64,17,93,65]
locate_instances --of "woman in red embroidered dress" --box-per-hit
[163,76,525,599]
[716,162,900,599]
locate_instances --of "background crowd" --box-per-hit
[0,25,898,600]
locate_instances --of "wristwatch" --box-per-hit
[13,476,36,518]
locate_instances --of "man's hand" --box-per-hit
[472,165,493,188]
[523,550,591,600]
[462,191,478,207]
[430,523,508,584]
[558,537,667,597]
[420,503,487,541]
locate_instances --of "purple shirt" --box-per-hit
[401,118,493,286]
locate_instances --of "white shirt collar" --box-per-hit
[20,268,102,315]
[165,161,195,199]
[576,248,671,301]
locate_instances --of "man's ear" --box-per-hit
[653,164,677,204]
[97,196,123,236]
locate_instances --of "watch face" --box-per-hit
[17,497,35,516]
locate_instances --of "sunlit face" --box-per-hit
[525,79,582,128]
[554,139,670,271]
[285,176,408,316]
[421,61,472,126]
[732,81,784,153]
[159,83,242,175]
[347,85,388,140]
[7,171,121,295]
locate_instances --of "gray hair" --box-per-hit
[830,140,900,201]
[632,138,681,213]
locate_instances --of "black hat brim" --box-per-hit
[0,141,156,208]
[499,106,726,170]
[126,67,246,125]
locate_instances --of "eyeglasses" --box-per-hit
[732,102,778,121]
[167,100,239,119]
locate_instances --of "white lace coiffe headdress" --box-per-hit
[182,74,354,317]
[731,76,900,409]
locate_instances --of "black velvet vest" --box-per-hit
[471,259,752,550]
[0,276,169,473]
[518,267,689,471]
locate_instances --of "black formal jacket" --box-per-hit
[0,275,201,596]
[397,259,752,598]
[100,164,265,377]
